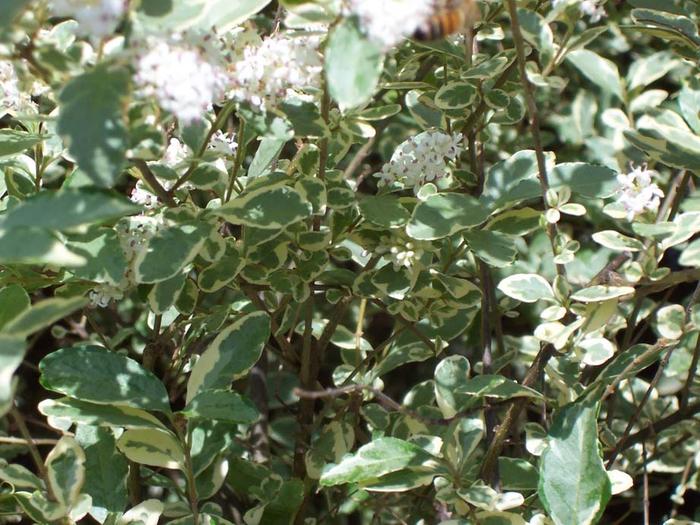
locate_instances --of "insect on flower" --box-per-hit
[413,0,480,41]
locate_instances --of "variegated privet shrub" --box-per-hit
[2,0,700,524]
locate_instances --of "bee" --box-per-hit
[413,0,480,41]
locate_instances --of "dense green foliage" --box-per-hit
[1,1,700,524]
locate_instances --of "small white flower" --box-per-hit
[228,31,323,110]
[615,165,664,221]
[50,0,126,39]
[349,0,433,50]
[162,138,191,169]
[376,130,463,193]
[89,282,126,307]
[208,130,237,156]
[0,60,35,114]
[134,34,228,124]
[129,182,157,208]
[551,0,606,23]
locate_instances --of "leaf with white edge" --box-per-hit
[608,470,633,495]
[0,459,43,490]
[625,112,700,171]
[458,483,525,512]
[0,189,140,231]
[570,285,635,303]
[117,499,164,525]
[498,274,554,303]
[325,17,384,111]
[39,345,170,412]
[116,428,184,470]
[182,390,260,423]
[0,335,24,416]
[548,163,619,199]
[147,272,187,314]
[45,436,86,509]
[75,425,128,522]
[38,398,168,430]
[3,296,87,338]
[578,338,616,366]
[592,230,644,252]
[57,65,129,188]
[434,355,471,418]
[133,222,209,284]
[566,49,623,100]
[679,238,700,267]
[456,375,542,404]
[656,304,685,340]
[211,185,312,229]
[539,401,611,525]
[434,81,479,110]
[407,193,490,240]
[186,312,271,403]
[0,227,86,266]
[319,437,439,487]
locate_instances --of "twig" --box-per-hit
[504,0,565,278]
[224,119,247,202]
[0,436,58,446]
[642,441,650,525]
[249,355,270,464]
[133,159,177,207]
[10,407,57,502]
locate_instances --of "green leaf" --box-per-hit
[359,195,410,229]
[407,193,490,240]
[0,0,29,30]
[66,229,128,284]
[57,65,129,188]
[75,426,128,523]
[548,163,618,199]
[256,479,305,525]
[319,437,438,487]
[499,457,539,491]
[0,226,86,266]
[0,335,25,416]
[39,344,170,412]
[38,397,168,430]
[182,390,260,423]
[3,296,87,338]
[186,312,271,403]
[45,436,86,509]
[133,222,209,284]
[631,8,700,49]
[212,184,312,229]
[0,190,140,231]
[497,274,554,303]
[464,230,518,268]
[434,81,479,110]
[566,49,623,100]
[570,285,635,303]
[196,0,272,32]
[0,285,30,331]
[248,138,287,179]
[325,17,384,111]
[0,129,43,158]
[539,401,612,525]
[116,428,185,470]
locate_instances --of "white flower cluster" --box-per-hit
[377,130,463,193]
[88,216,165,307]
[349,0,433,50]
[50,0,126,39]
[377,234,427,270]
[551,0,606,23]
[0,61,34,114]
[134,35,228,124]
[616,165,664,221]
[228,32,323,110]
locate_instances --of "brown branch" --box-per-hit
[133,159,177,207]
